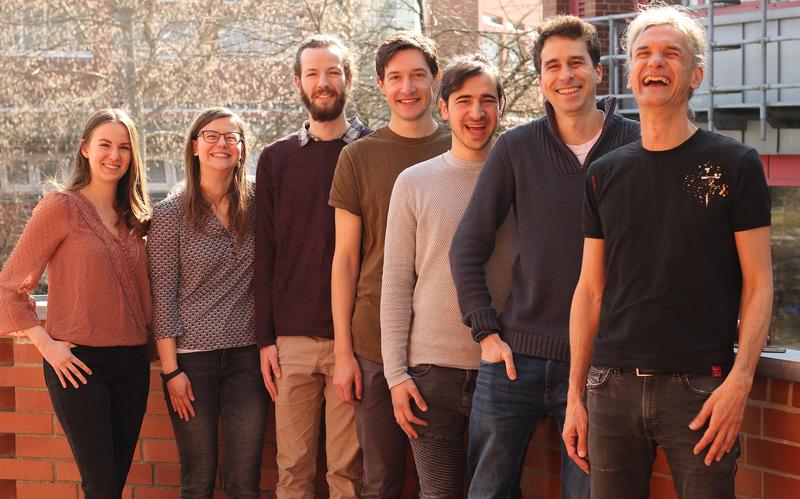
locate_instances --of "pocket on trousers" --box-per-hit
[586,366,612,391]
[681,374,724,397]
[407,363,433,378]
[479,359,505,367]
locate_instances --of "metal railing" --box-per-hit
[584,0,800,140]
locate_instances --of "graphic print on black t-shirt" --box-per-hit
[583,129,771,375]
[684,162,729,207]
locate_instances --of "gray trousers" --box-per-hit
[408,364,477,499]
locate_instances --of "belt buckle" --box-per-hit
[635,368,654,377]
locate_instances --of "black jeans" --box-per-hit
[587,367,739,499]
[44,344,149,499]
[408,364,476,499]
[165,345,268,499]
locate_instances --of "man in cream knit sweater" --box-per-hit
[380,54,513,499]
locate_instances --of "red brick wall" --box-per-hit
[3,335,800,498]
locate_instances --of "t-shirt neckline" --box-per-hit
[382,123,446,145]
[640,128,703,155]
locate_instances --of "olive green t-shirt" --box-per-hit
[329,124,451,363]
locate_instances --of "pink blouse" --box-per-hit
[0,191,151,346]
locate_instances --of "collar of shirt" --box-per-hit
[298,116,365,147]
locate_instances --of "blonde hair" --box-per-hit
[181,107,250,246]
[66,108,150,235]
[623,3,706,71]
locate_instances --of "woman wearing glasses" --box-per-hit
[148,107,267,497]
[0,109,151,498]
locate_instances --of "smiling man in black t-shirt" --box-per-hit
[562,5,773,498]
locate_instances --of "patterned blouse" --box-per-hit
[147,188,256,351]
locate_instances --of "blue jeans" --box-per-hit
[468,354,589,499]
[587,367,738,499]
[165,345,268,499]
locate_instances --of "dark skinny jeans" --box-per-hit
[44,344,149,499]
[587,367,739,499]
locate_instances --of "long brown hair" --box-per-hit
[66,108,150,235]
[182,107,250,246]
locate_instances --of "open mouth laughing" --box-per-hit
[643,75,671,86]
[464,122,488,136]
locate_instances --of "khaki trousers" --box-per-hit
[274,336,362,499]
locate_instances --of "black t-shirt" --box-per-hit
[584,129,771,375]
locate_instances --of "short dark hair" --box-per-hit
[293,34,352,84]
[439,54,504,106]
[375,31,438,81]
[531,15,601,75]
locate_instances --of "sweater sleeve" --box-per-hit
[147,200,184,340]
[0,193,69,335]
[380,173,417,388]
[450,135,514,335]
[253,148,277,347]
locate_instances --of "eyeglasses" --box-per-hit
[198,130,243,145]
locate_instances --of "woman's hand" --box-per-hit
[166,372,196,421]
[41,339,92,389]
[26,326,92,389]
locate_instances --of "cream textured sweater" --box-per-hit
[381,151,514,388]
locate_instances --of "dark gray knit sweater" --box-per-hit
[449,97,640,361]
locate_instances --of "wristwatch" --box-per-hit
[472,329,497,343]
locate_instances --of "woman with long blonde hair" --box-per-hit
[148,107,267,497]
[0,108,152,498]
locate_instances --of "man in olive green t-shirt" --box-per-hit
[328,30,450,498]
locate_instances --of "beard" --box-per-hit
[301,86,348,122]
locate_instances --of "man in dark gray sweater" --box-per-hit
[449,16,640,499]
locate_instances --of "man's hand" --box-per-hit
[479,333,516,380]
[689,373,751,466]
[390,379,428,438]
[562,396,590,474]
[334,352,362,405]
[259,345,281,401]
